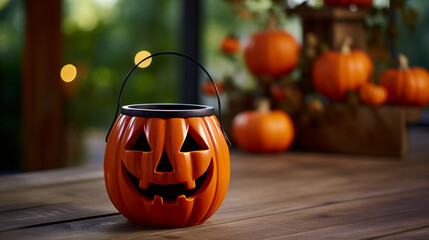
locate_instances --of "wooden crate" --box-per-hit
[292,104,421,158]
[288,5,368,51]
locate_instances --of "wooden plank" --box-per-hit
[0,127,427,238]
[0,214,159,240]
[0,200,117,232]
[122,188,429,239]
[375,226,429,240]
[1,150,429,233]
[276,208,429,239]
[1,187,428,239]
[0,165,102,192]
[1,151,428,214]
[0,177,108,211]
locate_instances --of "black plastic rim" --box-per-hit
[122,103,214,118]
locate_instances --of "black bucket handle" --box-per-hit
[105,51,231,147]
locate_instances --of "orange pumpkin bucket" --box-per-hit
[104,52,230,228]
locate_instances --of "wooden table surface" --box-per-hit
[1,127,429,239]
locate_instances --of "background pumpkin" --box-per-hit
[358,83,388,106]
[232,99,295,152]
[201,80,224,95]
[221,35,241,54]
[312,36,373,101]
[244,30,300,79]
[323,0,373,6]
[380,54,429,107]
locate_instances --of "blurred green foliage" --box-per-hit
[0,0,24,172]
[63,0,181,129]
[395,0,429,70]
[0,0,181,171]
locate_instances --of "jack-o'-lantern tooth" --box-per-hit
[138,180,149,189]
[177,195,188,202]
[185,180,196,189]
[153,195,164,204]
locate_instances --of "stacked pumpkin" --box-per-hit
[244,30,300,79]
[231,27,300,153]
[312,36,376,102]
[380,54,429,107]
[312,35,429,107]
[220,35,241,55]
[230,30,429,153]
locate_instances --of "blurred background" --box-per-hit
[1,0,428,173]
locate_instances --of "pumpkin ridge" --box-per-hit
[335,54,345,99]
[416,68,428,106]
[406,69,417,104]
[118,116,141,223]
[351,52,363,90]
[190,117,216,226]
[105,115,133,220]
[397,70,407,104]
[198,116,229,224]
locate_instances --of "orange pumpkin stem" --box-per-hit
[340,36,353,54]
[256,98,271,113]
[398,53,409,70]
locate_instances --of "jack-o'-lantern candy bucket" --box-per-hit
[104,52,230,228]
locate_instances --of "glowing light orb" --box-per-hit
[134,50,152,68]
[60,64,77,83]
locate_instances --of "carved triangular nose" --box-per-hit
[156,151,173,172]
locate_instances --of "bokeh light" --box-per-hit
[60,64,77,83]
[134,50,152,68]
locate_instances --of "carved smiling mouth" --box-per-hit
[125,162,211,202]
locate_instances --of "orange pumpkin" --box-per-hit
[221,35,241,54]
[312,36,373,101]
[380,54,429,107]
[244,30,300,79]
[201,80,224,95]
[324,0,373,6]
[105,107,230,228]
[232,99,295,152]
[358,83,388,106]
[105,52,230,228]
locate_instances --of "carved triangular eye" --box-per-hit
[130,132,151,151]
[180,133,207,152]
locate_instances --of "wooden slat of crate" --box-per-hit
[293,104,421,158]
[287,6,368,51]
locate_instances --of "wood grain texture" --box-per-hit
[293,104,415,157]
[0,127,428,239]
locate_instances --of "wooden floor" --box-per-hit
[1,126,429,239]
